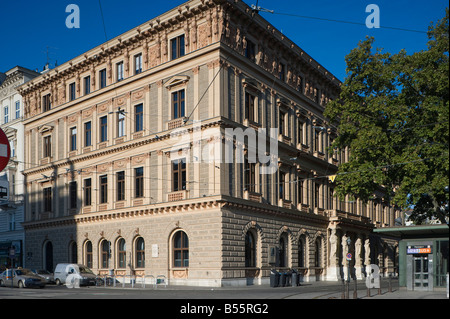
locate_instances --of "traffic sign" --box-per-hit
[346,253,352,261]
[0,127,11,173]
[9,248,15,259]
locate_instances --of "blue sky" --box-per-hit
[0,0,447,82]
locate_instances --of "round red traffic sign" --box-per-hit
[0,128,11,173]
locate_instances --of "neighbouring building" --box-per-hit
[0,66,40,269]
[18,0,401,286]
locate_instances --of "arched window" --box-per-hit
[85,241,93,268]
[173,231,189,268]
[245,231,256,267]
[101,240,110,269]
[135,237,145,268]
[69,241,77,263]
[44,241,53,272]
[118,238,126,268]
[315,238,322,267]
[298,236,305,268]
[279,236,287,267]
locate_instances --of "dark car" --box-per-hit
[0,269,46,288]
[31,269,55,284]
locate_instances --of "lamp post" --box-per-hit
[346,237,351,299]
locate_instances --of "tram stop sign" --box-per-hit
[0,127,11,173]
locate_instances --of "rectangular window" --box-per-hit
[279,111,287,136]
[329,188,334,210]
[172,159,186,192]
[116,171,125,201]
[15,101,20,119]
[279,172,285,200]
[298,178,303,205]
[84,178,92,206]
[171,35,185,60]
[3,106,8,123]
[84,76,91,95]
[134,54,142,75]
[135,167,144,198]
[245,39,256,62]
[135,104,143,132]
[244,92,256,122]
[100,116,108,142]
[43,135,52,158]
[84,121,92,147]
[117,112,125,137]
[69,181,77,209]
[99,175,108,204]
[117,62,124,81]
[314,183,320,208]
[314,130,320,152]
[172,90,185,119]
[8,213,15,231]
[297,76,303,93]
[69,83,76,101]
[99,69,107,89]
[43,187,52,212]
[244,160,256,193]
[43,94,52,112]
[298,121,304,145]
[279,63,286,82]
[70,127,77,151]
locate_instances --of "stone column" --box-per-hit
[364,238,371,277]
[341,233,349,281]
[326,228,341,281]
[355,236,364,279]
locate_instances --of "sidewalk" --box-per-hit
[280,281,449,299]
[105,278,448,299]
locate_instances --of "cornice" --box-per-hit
[22,195,225,231]
[22,193,331,231]
[17,0,224,97]
[23,117,224,176]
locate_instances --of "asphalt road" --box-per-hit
[0,278,446,300]
[0,281,446,318]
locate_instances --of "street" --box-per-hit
[0,278,446,300]
[0,279,447,318]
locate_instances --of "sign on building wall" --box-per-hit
[407,245,432,254]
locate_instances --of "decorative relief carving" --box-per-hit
[113,159,127,169]
[131,89,144,102]
[97,163,110,173]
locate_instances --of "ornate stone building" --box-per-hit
[18,0,400,286]
[0,66,40,268]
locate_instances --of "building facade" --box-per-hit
[0,66,40,269]
[18,0,400,286]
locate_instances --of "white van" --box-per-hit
[54,263,96,286]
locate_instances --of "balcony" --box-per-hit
[168,190,188,202]
[278,134,291,145]
[326,209,371,224]
[278,198,292,209]
[167,117,187,130]
[243,190,262,203]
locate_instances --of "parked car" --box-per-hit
[0,269,46,288]
[31,269,55,284]
[54,263,96,286]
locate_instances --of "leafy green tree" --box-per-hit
[324,9,449,225]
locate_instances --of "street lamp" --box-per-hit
[347,237,351,282]
[346,237,351,299]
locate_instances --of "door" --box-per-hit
[413,255,429,291]
[44,241,53,272]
